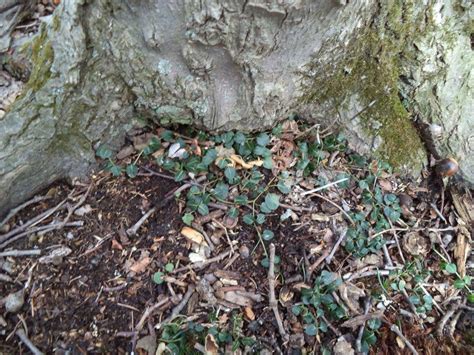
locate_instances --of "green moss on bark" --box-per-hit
[26,28,54,92]
[300,1,428,169]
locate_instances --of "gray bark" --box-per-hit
[0,0,472,216]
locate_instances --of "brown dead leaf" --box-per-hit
[181,227,205,245]
[339,282,365,314]
[130,252,151,274]
[229,154,263,169]
[205,334,219,355]
[111,239,123,250]
[243,306,255,321]
[334,336,355,355]
[378,179,392,192]
[402,232,429,256]
[454,222,471,278]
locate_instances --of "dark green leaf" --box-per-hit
[277,180,291,194]
[182,213,194,226]
[126,164,138,178]
[256,213,266,224]
[164,263,174,273]
[243,214,254,225]
[467,294,474,303]
[444,263,457,274]
[213,182,229,200]
[202,148,217,166]
[110,165,122,176]
[227,207,239,219]
[304,324,318,336]
[256,133,270,146]
[262,229,274,241]
[197,203,209,216]
[224,166,237,184]
[264,193,280,210]
[96,145,112,159]
[174,169,186,182]
[453,279,466,289]
[152,272,164,284]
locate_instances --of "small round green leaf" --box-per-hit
[262,229,274,241]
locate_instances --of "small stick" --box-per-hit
[268,244,289,342]
[141,167,176,180]
[325,228,347,264]
[172,250,232,273]
[356,298,371,353]
[0,221,83,250]
[429,203,447,224]
[309,249,330,273]
[279,203,313,212]
[16,329,44,355]
[156,286,196,329]
[382,244,393,267]
[437,303,459,336]
[384,322,418,355]
[321,314,341,336]
[0,198,68,244]
[0,195,51,228]
[0,249,41,257]
[448,309,463,338]
[127,207,156,236]
[103,283,128,292]
[308,193,354,225]
[135,297,170,332]
[301,178,349,196]
[344,269,390,282]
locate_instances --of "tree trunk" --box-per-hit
[0,0,472,215]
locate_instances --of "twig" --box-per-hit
[382,244,393,267]
[16,329,44,355]
[0,195,51,228]
[430,203,447,224]
[103,283,128,293]
[0,198,68,244]
[325,228,347,264]
[141,167,176,180]
[172,250,232,273]
[356,298,371,353]
[268,244,289,342]
[279,203,313,212]
[437,302,460,336]
[58,184,92,228]
[0,221,83,250]
[321,314,341,336]
[308,193,354,225]
[343,269,390,282]
[0,249,41,257]
[308,249,330,273]
[157,286,196,328]
[135,297,170,332]
[384,321,418,355]
[301,178,349,196]
[126,207,156,236]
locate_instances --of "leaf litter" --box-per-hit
[0,119,473,354]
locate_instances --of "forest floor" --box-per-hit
[1,120,473,355]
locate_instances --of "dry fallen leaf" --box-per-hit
[111,239,123,250]
[244,306,255,321]
[130,256,151,274]
[205,333,219,355]
[402,232,429,256]
[181,227,206,245]
[229,154,263,169]
[378,179,392,192]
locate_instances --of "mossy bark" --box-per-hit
[0,0,472,216]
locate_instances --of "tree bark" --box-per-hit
[0,0,472,216]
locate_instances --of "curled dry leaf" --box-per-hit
[402,232,429,256]
[168,142,187,159]
[279,285,294,306]
[181,227,206,245]
[338,282,365,314]
[129,251,151,274]
[229,154,263,169]
[189,252,207,263]
[333,335,355,355]
[205,333,219,355]
[111,239,123,250]
[74,204,93,216]
[378,179,392,192]
[136,334,157,354]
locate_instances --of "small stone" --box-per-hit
[239,245,250,258]
[5,290,24,313]
[0,223,10,233]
